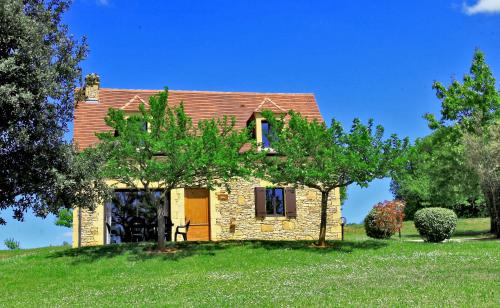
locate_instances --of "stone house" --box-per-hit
[72,75,342,247]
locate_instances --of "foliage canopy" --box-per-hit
[392,50,499,231]
[93,88,254,249]
[260,110,408,246]
[0,0,89,224]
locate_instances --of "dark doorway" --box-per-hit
[105,190,171,244]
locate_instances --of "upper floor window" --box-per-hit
[247,116,277,152]
[114,118,148,137]
[131,118,148,132]
[261,120,271,148]
[141,121,148,132]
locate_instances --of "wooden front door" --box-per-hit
[184,188,210,241]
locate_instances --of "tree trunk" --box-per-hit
[317,190,329,247]
[143,185,166,250]
[165,194,172,242]
[157,202,166,250]
[487,188,500,238]
[490,210,498,236]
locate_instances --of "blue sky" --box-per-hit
[1,0,499,249]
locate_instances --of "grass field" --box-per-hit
[345,217,493,240]
[0,218,498,307]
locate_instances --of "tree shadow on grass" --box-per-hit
[452,230,491,237]
[49,241,229,264]
[242,239,388,254]
[49,239,388,264]
[401,230,492,240]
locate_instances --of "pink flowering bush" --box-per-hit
[364,200,405,239]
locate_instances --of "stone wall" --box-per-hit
[72,205,104,247]
[213,178,342,241]
[73,178,342,247]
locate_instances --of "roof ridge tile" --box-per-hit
[99,88,314,95]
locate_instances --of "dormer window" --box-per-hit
[246,117,276,153]
[246,97,286,152]
[114,118,148,137]
[141,121,148,132]
[261,120,271,148]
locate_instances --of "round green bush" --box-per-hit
[414,207,458,242]
[364,209,395,239]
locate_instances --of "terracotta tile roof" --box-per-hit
[254,98,286,113]
[74,88,323,150]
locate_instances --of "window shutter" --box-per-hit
[255,187,266,218]
[285,188,297,218]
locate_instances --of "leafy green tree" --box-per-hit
[339,186,348,206]
[0,0,88,224]
[260,111,408,246]
[391,129,484,219]
[94,89,253,249]
[391,50,498,225]
[464,122,500,236]
[425,49,499,234]
[426,50,499,133]
[55,208,73,228]
[49,145,111,215]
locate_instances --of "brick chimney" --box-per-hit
[84,73,100,102]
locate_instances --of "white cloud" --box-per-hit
[463,0,500,15]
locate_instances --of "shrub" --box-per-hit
[364,200,405,239]
[414,207,458,242]
[4,238,20,250]
[365,209,392,239]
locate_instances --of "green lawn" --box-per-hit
[345,217,493,241]
[0,218,498,307]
